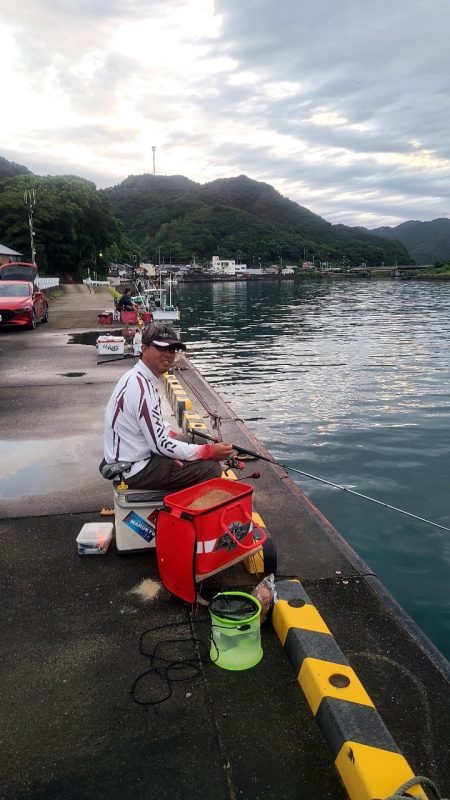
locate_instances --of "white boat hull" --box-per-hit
[152,307,180,322]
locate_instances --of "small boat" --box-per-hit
[154,270,180,323]
[131,273,180,324]
[152,304,180,323]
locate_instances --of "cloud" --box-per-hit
[0,0,450,226]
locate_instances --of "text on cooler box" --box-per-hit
[123,510,157,542]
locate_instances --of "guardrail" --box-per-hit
[36,277,60,289]
[83,278,110,286]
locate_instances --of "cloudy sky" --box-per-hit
[1,0,449,228]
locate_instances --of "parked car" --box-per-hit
[0,261,38,282]
[0,280,48,329]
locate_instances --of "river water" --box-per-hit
[176,278,450,660]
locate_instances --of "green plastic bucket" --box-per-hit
[209,591,263,671]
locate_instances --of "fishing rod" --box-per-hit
[192,429,450,534]
[97,354,137,365]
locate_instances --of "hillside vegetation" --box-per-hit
[0,171,138,278]
[372,218,450,264]
[104,174,409,267]
[0,156,410,277]
[0,156,32,180]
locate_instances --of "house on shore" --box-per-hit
[209,256,237,275]
[0,244,22,266]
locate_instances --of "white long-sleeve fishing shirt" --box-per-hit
[104,360,212,477]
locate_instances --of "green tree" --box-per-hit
[0,174,138,279]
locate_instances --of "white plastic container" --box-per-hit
[133,329,142,356]
[76,522,114,554]
[113,486,165,553]
[96,336,125,355]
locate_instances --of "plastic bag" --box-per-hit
[252,574,277,625]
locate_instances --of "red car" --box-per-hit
[0,261,38,282]
[0,280,48,329]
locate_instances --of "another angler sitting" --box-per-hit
[116,287,138,314]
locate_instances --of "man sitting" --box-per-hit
[116,287,136,313]
[103,323,234,491]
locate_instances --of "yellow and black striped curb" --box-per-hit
[272,579,426,800]
[162,374,206,434]
[181,411,208,435]
[245,512,268,574]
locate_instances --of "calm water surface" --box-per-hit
[176,279,450,660]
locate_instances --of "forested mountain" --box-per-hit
[0,156,31,179]
[0,170,138,278]
[0,155,410,276]
[371,218,450,264]
[104,174,409,267]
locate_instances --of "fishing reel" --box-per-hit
[225,448,258,469]
[224,453,261,481]
[224,454,246,471]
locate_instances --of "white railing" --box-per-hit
[36,277,60,289]
[83,278,110,286]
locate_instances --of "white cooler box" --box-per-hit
[97,336,125,356]
[113,485,166,553]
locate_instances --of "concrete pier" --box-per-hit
[1,285,449,800]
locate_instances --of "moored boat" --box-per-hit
[131,277,181,324]
[152,303,180,323]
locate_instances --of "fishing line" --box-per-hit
[275,463,450,533]
[192,429,450,534]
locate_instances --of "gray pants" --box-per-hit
[125,439,222,492]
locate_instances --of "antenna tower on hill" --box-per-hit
[152,146,156,175]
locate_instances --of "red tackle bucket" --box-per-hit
[120,310,138,324]
[161,478,266,577]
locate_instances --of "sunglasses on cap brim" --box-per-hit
[145,340,186,352]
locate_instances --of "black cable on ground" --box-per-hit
[130,617,211,706]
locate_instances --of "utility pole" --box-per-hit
[24,189,37,264]
[152,146,156,175]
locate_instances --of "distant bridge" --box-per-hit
[391,264,432,272]
[344,264,431,275]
